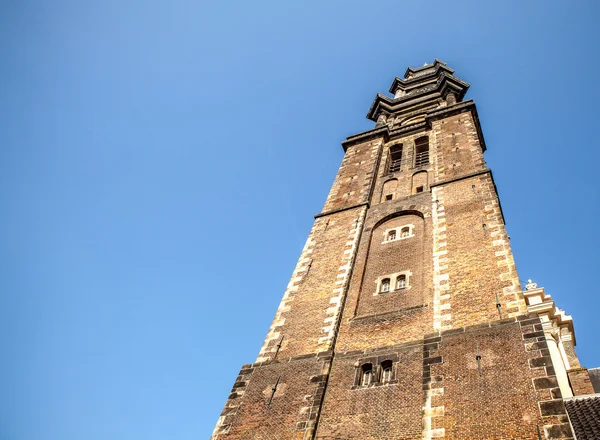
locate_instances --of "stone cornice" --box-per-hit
[342,100,486,152]
[388,120,430,139]
[314,202,369,219]
[429,100,487,152]
[523,287,576,344]
[430,168,506,225]
[429,168,492,188]
[341,126,388,151]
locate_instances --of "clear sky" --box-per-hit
[1,1,599,439]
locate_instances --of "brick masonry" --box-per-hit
[213,353,332,439]
[567,368,596,396]
[213,61,584,439]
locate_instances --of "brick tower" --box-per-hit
[212,60,594,439]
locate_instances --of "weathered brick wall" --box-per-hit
[431,322,542,438]
[356,213,427,317]
[316,344,423,439]
[567,368,596,396]
[421,316,574,439]
[321,139,383,213]
[432,172,526,330]
[334,195,434,352]
[257,138,386,361]
[314,317,573,440]
[429,112,486,183]
[257,207,366,361]
[213,354,331,440]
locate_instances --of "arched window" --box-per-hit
[380,278,391,293]
[380,360,393,383]
[361,364,373,386]
[401,227,410,238]
[415,136,429,167]
[396,275,407,290]
[388,230,396,241]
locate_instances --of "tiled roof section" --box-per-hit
[565,395,600,439]
[589,368,600,393]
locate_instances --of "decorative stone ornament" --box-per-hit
[525,279,538,290]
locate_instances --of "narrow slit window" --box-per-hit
[396,275,407,290]
[361,364,373,386]
[388,230,396,241]
[380,278,391,293]
[381,360,393,383]
[388,144,403,173]
[414,136,429,167]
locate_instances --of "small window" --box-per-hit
[414,136,429,167]
[380,278,391,293]
[415,186,424,193]
[388,145,403,173]
[396,275,407,290]
[400,227,410,238]
[380,360,393,383]
[361,364,373,386]
[385,194,393,201]
[388,230,396,241]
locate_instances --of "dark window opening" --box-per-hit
[380,360,393,383]
[388,144,403,173]
[385,194,393,201]
[360,364,373,386]
[414,136,429,167]
[416,186,424,193]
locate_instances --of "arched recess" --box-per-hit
[381,178,398,203]
[411,171,428,194]
[402,114,426,125]
[371,209,425,231]
[356,211,427,317]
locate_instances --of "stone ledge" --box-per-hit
[349,303,428,322]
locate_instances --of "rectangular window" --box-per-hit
[414,137,429,167]
[388,145,403,173]
[385,194,393,201]
[416,186,424,193]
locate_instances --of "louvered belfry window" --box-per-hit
[388,144,403,173]
[414,136,429,167]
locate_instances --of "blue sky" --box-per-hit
[1,1,599,439]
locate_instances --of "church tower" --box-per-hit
[212,60,592,440]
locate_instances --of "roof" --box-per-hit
[366,60,470,122]
[564,394,600,439]
[402,59,449,80]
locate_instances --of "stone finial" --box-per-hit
[394,89,406,99]
[525,279,538,291]
[376,113,388,127]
